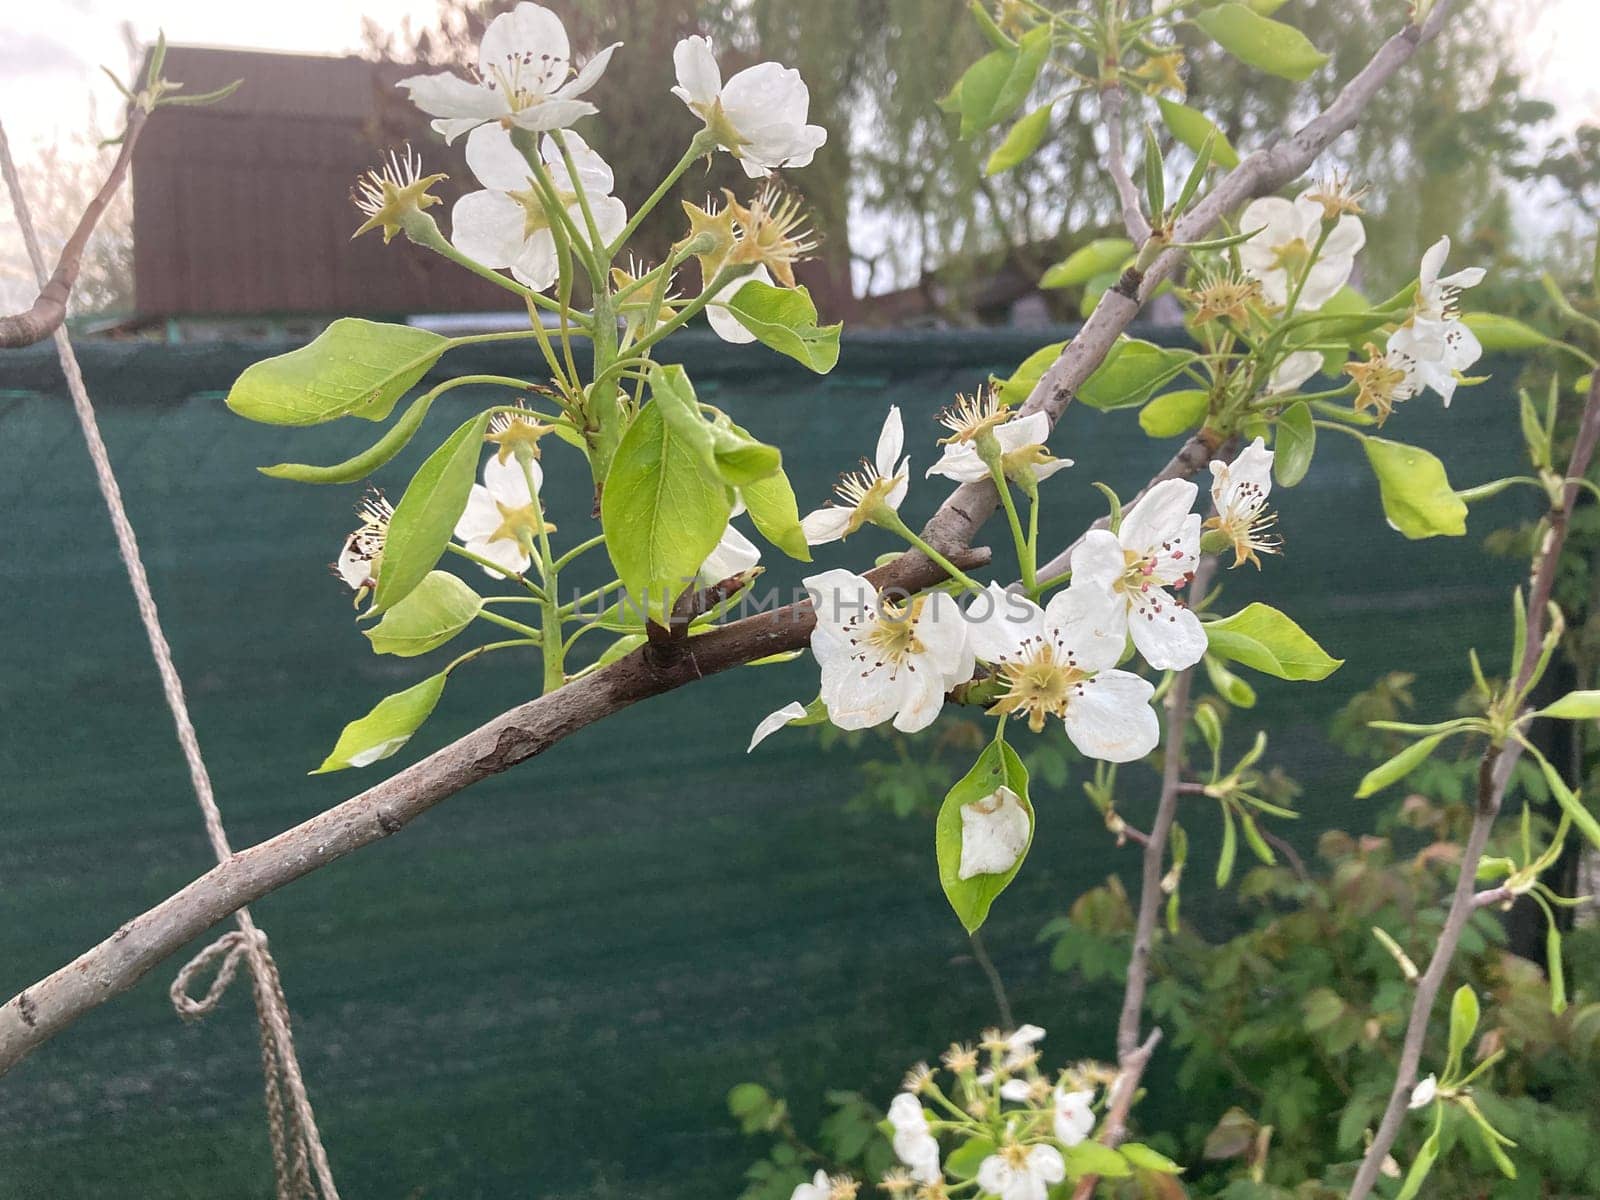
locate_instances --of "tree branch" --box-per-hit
[0,0,1460,1076]
[0,108,147,349]
[1347,368,1600,1200]
[1102,85,1152,244]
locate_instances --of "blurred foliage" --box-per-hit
[366,0,1589,323]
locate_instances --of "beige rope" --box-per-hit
[1,117,339,1200]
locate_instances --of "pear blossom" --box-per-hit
[804,568,973,733]
[965,583,1160,761]
[958,787,1031,879]
[672,36,828,178]
[748,702,809,752]
[887,1093,943,1184]
[1267,350,1322,396]
[1058,478,1206,671]
[1384,237,1485,406]
[451,125,627,292]
[334,491,392,593]
[1206,437,1279,569]
[398,3,619,143]
[926,410,1073,487]
[801,408,910,545]
[975,1144,1065,1200]
[1238,188,1365,311]
[1053,1086,1096,1146]
[705,265,773,345]
[790,1170,832,1200]
[700,498,762,585]
[979,1024,1047,1081]
[452,453,550,577]
[1408,1074,1438,1109]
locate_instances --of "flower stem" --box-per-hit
[476,608,542,640]
[993,471,1035,593]
[522,456,565,695]
[446,542,543,597]
[606,132,713,259]
[877,510,984,593]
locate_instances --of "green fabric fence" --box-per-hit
[0,330,1532,1197]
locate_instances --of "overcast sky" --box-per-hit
[2,0,1598,156]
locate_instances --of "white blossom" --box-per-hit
[887,1093,942,1185]
[1207,437,1279,568]
[976,1144,1066,1200]
[398,2,619,143]
[926,410,1073,486]
[1238,188,1365,311]
[966,583,1161,761]
[450,125,627,292]
[1053,1086,1096,1147]
[1385,237,1485,406]
[805,568,973,733]
[1059,478,1206,671]
[452,453,547,576]
[790,1170,832,1200]
[958,787,1031,878]
[1409,1074,1438,1109]
[700,499,762,585]
[335,491,392,592]
[672,35,828,177]
[801,408,909,545]
[747,701,808,752]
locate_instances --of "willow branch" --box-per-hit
[1348,369,1600,1200]
[0,109,146,349]
[0,1,1459,1076]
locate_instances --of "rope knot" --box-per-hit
[170,928,269,1021]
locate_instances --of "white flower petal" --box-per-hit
[1068,529,1125,590]
[464,122,533,191]
[958,786,1031,878]
[1045,584,1126,673]
[455,484,503,542]
[700,521,761,584]
[483,451,539,507]
[478,2,569,88]
[397,71,502,120]
[800,506,852,546]
[508,98,599,133]
[553,42,620,101]
[875,406,905,478]
[748,701,807,752]
[1127,591,1206,670]
[450,189,527,269]
[464,533,531,577]
[1063,669,1160,763]
[510,229,561,292]
[1119,478,1199,559]
[672,35,722,107]
[966,584,1045,663]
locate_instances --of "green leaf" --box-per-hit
[602,401,732,621]
[650,365,783,488]
[1463,312,1551,352]
[1139,388,1209,438]
[1529,750,1600,851]
[373,411,493,613]
[1041,238,1135,290]
[313,672,448,773]
[1448,985,1480,1067]
[1203,654,1257,707]
[1204,603,1343,681]
[709,421,782,487]
[226,318,448,427]
[943,1136,997,1180]
[935,740,1033,933]
[1548,922,1567,1014]
[1395,1132,1440,1200]
[741,468,811,561]
[1217,804,1238,886]
[992,340,1065,407]
[1537,690,1600,720]
[986,102,1053,174]
[1156,98,1240,170]
[260,388,439,483]
[1078,338,1195,411]
[948,25,1051,138]
[1274,402,1315,487]
[364,571,482,657]
[1120,1143,1183,1174]
[1364,437,1469,539]
[723,281,842,374]
[1065,1140,1133,1179]
[1355,731,1451,799]
[1192,3,1328,82]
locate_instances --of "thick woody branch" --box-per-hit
[0,109,146,349]
[1348,369,1600,1200]
[0,1,1459,1076]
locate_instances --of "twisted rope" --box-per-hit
[0,117,339,1200]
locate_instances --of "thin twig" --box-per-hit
[0,107,147,348]
[967,931,1015,1030]
[1347,370,1600,1200]
[1102,85,1153,243]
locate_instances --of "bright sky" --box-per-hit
[2,0,1599,155]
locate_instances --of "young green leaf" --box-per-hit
[1203,655,1257,708]
[1192,3,1329,82]
[935,739,1033,933]
[1142,123,1165,220]
[992,340,1066,406]
[1079,339,1196,411]
[1527,747,1600,851]
[602,402,732,622]
[1462,312,1551,352]
[364,571,482,657]
[260,387,439,483]
[948,24,1051,138]
[1363,437,1468,539]
[313,672,448,773]
[740,467,811,561]
[1118,1143,1183,1174]
[723,281,842,374]
[1274,402,1315,487]
[1139,388,1209,439]
[1536,690,1600,720]
[1447,984,1480,1070]
[1395,1130,1441,1200]
[1354,731,1452,799]
[1041,239,1135,290]
[1204,603,1343,681]
[986,103,1053,174]
[373,411,493,613]
[226,318,448,426]
[1064,1140,1133,1179]
[1156,98,1241,170]
[1216,804,1238,886]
